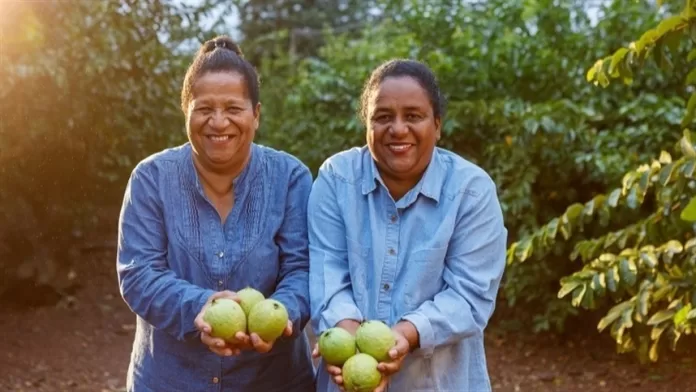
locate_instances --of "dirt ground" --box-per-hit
[1,246,696,392]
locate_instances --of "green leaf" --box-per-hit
[655,16,686,37]
[647,309,677,326]
[607,266,620,292]
[680,196,696,222]
[571,284,587,307]
[609,48,629,77]
[591,273,607,297]
[607,188,622,207]
[674,303,692,326]
[638,289,652,319]
[558,280,582,299]
[515,237,533,261]
[686,68,696,86]
[640,250,659,268]
[682,94,696,128]
[598,301,634,332]
[619,258,638,287]
[687,308,696,319]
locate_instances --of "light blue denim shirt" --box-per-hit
[308,146,507,392]
[116,143,315,392]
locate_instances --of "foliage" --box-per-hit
[232,0,383,63]
[256,0,686,333]
[508,0,696,362]
[0,0,224,298]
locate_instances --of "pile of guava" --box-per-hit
[317,320,396,392]
[203,287,289,343]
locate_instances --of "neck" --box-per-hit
[381,173,421,202]
[192,153,250,198]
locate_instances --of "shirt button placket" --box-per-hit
[378,208,399,320]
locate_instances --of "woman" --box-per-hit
[116,36,315,391]
[308,59,507,392]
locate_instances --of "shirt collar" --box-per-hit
[183,142,260,195]
[361,147,445,204]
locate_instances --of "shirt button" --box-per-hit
[389,248,396,255]
[217,251,224,258]
[390,215,397,223]
[212,377,219,384]
[218,280,223,286]
[383,283,390,291]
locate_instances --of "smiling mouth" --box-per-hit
[207,135,235,143]
[387,143,413,152]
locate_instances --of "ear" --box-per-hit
[434,117,442,141]
[253,102,262,130]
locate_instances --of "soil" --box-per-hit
[1,244,696,392]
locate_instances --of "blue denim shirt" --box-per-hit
[116,143,315,392]
[308,146,507,392]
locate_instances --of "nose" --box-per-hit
[208,110,229,130]
[389,118,408,137]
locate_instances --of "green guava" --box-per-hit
[247,299,289,342]
[342,353,382,392]
[318,327,357,366]
[355,320,395,362]
[203,298,247,341]
[237,287,265,315]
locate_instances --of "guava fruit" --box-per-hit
[355,320,395,362]
[237,287,265,315]
[318,327,357,366]
[247,299,289,342]
[203,298,247,341]
[342,353,382,392]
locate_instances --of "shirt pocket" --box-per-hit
[345,236,370,304]
[403,246,448,307]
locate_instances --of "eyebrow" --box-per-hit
[373,105,427,112]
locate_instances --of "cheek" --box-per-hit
[187,115,206,133]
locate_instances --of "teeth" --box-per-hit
[389,144,410,151]
[210,135,230,142]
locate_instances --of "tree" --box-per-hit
[0,0,224,301]
[234,0,382,62]
[509,0,696,362]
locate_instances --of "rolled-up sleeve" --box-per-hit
[308,164,363,335]
[269,163,313,338]
[401,175,507,356]
[116,162,216,342]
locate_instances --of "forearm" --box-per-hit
[400,287,496,354]
[118,261,216,341]
[270,268,311,337]
[315,291,364,335]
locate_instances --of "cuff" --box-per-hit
[401,311,435,358]
[269,293,303,339]
[319,304,363,336]
[182,289,216,341]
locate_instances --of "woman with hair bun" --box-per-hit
[116,35,316,391]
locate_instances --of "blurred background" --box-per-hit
[2,0,696,391]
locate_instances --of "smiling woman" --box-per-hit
[116,35,316,392]
[308,59,508,392]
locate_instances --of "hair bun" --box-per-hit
[204,35,244,58]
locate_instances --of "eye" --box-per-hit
[373,114,391,124]
[226,106,243,113]
[406,113,422,121]
[195,106,212,114]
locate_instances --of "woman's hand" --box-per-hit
[194,291,253,356]
[374,321,419,392]
[311,319,362,391]
[248,320,293,354]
